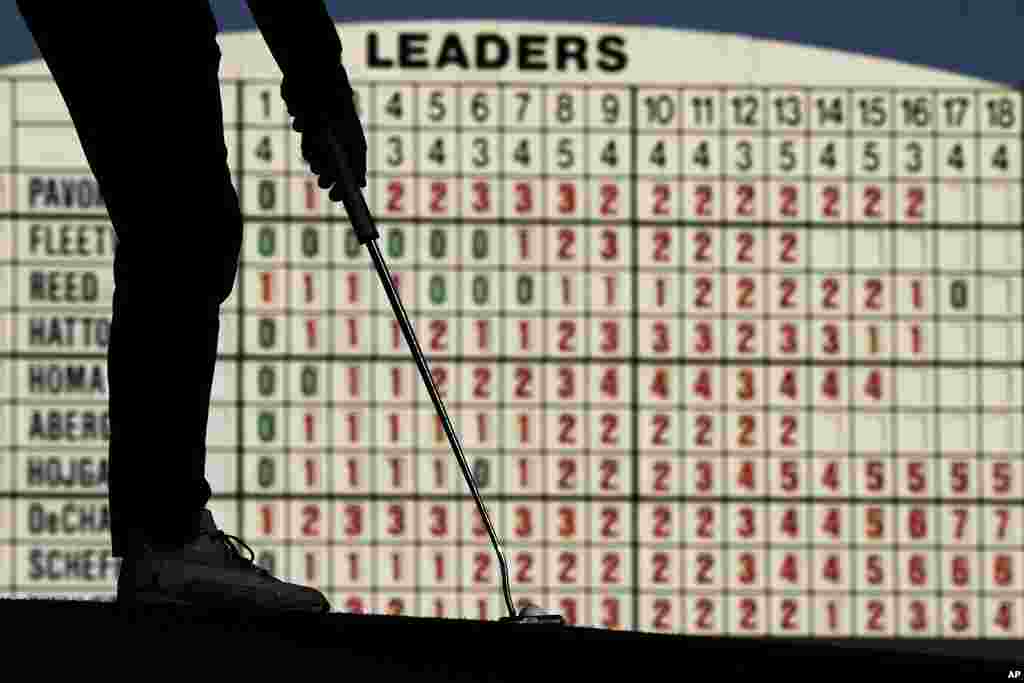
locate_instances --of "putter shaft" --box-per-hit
[323,126,519,621]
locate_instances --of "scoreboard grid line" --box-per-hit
[845,88,857,632]
[9,74,1021,92]
[9,76,17,593]
[10,489,1024,506]
[933,119,944,633]
[629,83,640,630]
[452,79,461,607]
[497,80,508,618]
[7,213,1024,232]
[718,84,729,632]
[890,89,901,633]
[973,86,983,635]
[760,85,771,630]
[378,80,387,609]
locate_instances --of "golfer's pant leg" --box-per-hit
[15,3,241,557]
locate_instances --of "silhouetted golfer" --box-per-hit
[16,1,367,613]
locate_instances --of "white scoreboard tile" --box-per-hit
[546,500,585,545]
[376,591,417,617]
[937,180,975,223]
[936,321,975,362]
[590,500,630,547]
[544,540,585,593]
[895,180,932,224]
[0,543,9,592]
[461,543,499,594]
[683,592,723,635]
[638,545,679,591]
[940,595,981,638]
[854,593,896,637]
[769,594,811,637]
[980,321,1022,362]
[547,590,587,627]
[941,549,982,596]
[726,548,767,593]
[938,412,976,454]
[768,546,809,593]
[896,549,939,594]
[285,544,329,589]
[896,594,940,638]
[637,593,681,634]
[682,547,725,591]
[638,501,680,545]
[418,544,457,591]
[981,230,1024,270]
[985,596,1024,638]
[811,593,853,637]
[462,589,502,622]
[204,450,237,496]
[335,592,371,616]
[286,498,330,546]
[333,545,372,591]
[982,412,1022,456]
[591,546,631,593]
[206,402,239,450]
[0,446,8,497]
[504,500,543,545]
[506,544,543,593]
[589,452,630,499]
[242,498,287,543]
[375,543,417,592]
[982,549,1023,595]
[593,591,632,631]
[418,591,459,620]
[980,182,1022,225]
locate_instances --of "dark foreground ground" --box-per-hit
[1,598,1020,678]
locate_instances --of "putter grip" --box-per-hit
[324,124,380,245]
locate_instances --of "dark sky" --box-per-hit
[1,0,1022,85]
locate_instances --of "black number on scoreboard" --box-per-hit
[731,94,759,126]
[951,279,969,310]
[987,97,1017,128]
[473,459,490,488]
[258,457,275,488]
[258,180,276,210]
[602,93,622,124]
[644,94,675,125]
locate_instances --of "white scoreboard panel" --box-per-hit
[0,21,1022,637]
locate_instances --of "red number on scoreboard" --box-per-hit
[387,180,404,212]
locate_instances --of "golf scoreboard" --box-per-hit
[0,20,1022,638]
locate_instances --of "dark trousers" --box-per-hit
[16,3,242,557]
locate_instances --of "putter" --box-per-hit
[321,124,565,626]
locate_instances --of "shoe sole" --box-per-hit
[120,590,329,614]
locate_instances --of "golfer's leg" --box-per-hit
[15,2,241,557]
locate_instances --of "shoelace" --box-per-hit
[209,530,272,577]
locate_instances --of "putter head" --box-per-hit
[500,605,567,625]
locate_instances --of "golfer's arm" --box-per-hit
[245,0,343,83]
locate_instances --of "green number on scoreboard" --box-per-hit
[258,225,276,257]
[388,227,405,258]
[258,411,276,442]
[429,274,447,304]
